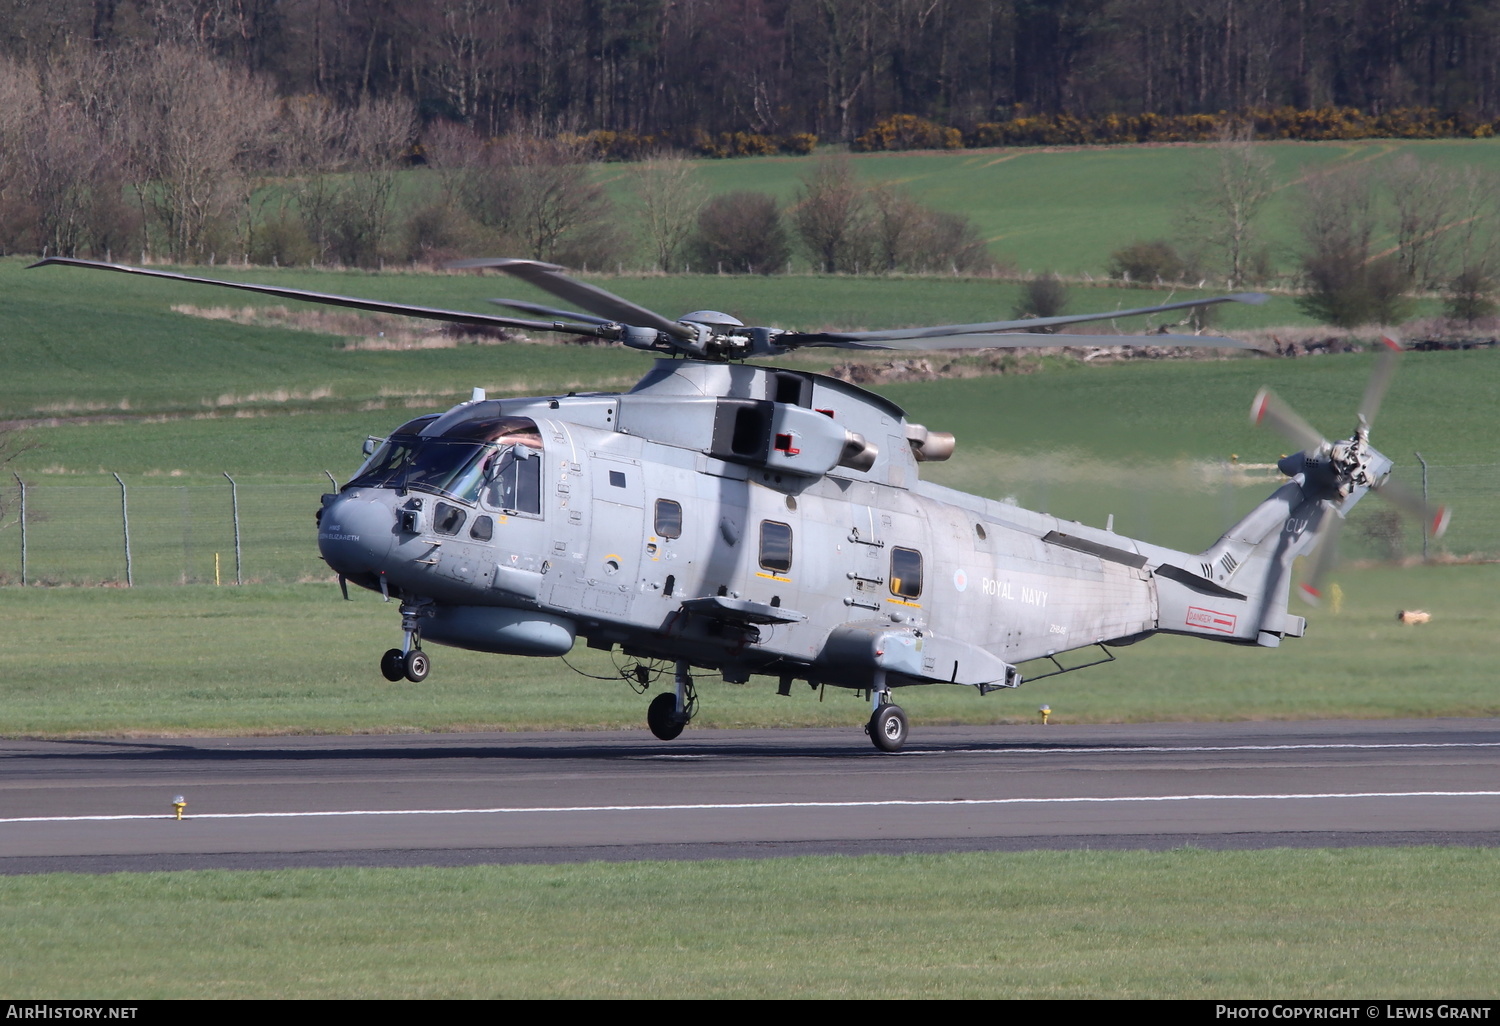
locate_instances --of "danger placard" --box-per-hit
[1186,606,1237,633]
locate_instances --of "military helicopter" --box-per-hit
[34,257,1449,751]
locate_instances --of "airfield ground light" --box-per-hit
[172,796,186,821]
[1040,705,1052,725]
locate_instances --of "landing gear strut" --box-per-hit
[379,602,430,683]
[647,661,696,740]
[863,671,908,752]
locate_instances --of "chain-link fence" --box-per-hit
[1,464,1494,587]
[3,475,333,586]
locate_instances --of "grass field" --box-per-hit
[595,137,1500,275]
[0,562,1491,737]
[5,848,1499,998]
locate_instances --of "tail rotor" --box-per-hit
[1250,339,1449,605]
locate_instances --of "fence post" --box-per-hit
[12,472,24,586]
[112,472,133,586]
[223,472,243,585]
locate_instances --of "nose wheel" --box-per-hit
[380,647,429,682]
[379,648,405,681]
[379,601,433,683]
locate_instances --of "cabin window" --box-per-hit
[890,547,923,598]
[655,498,683,539]
[759,520,793,573]
[434,501,467,536]
[470,515,493,542]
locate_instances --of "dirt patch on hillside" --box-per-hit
[172,304,526,349]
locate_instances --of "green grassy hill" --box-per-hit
[595,137,1500,275]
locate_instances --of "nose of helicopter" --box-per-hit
[318,491,397,575]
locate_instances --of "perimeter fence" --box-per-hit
[0,464,1495,587]
[3,474,333,586]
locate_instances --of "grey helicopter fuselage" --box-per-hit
[318,356,1351,701]
[37,255,1425,751]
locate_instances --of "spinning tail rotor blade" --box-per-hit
[452,258,696,340]
[1358,338,1403,428]
[1372,478,1452,539]
[1250,388,1328,453]
[1297,513,1345,606]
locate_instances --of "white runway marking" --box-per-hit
[905,741,1500,757]
[6,790,1500,824]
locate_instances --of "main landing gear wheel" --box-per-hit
[647,691,685,741]
[379,648,405,682]
[403,649,430,683]
[867,704,908,753]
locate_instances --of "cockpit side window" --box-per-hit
[481,446,542,515]
[470,515,494,541]
[434,501,467,536]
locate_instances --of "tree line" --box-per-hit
[0,44,994,274]
[3,41,1496,329]
[3,0,1499,142]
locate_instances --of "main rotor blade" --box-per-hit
[1373,478,1452,539]
[1358,337,1403,429]
[488,298,614,326]
[1297,512,1345,606]
[775,292,1267,346]
[1251,388,1328,453]
[28,258,606,336]
[452,258,696,340]
[785,331,1258,352]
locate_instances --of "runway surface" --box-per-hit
[3,718,1499,874]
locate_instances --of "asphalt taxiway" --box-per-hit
[3,718,1498,874]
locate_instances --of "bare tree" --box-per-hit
[631,155,706,272]
[867,184,928,273]
[116,45,276,261]
[0,52,139,258]
[792,155,871,273]
[1296,167,1411,327]
[0,56,41,252]
[1442,166,1500,322]
[324,97,416,266]
[1182,123,1273,288]
[685,191,791,274]
[21,103,116,257]
[1385,154,1462,290]
[455,136,620,265]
